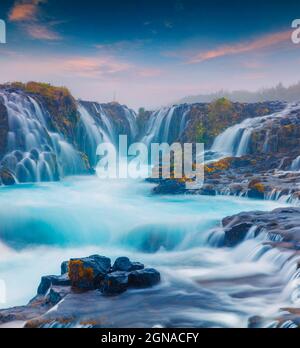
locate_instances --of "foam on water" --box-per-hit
[0,175,297,327]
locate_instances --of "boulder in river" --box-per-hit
[112,257,144,272]
[101,271,129,296]
[129,268,161,288]
[68,255,111,290]
[37,274,71,296]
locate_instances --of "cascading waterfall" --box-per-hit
[211,103,300,157]
[291,156,300,171]
[2,90,300,327]
[0,92,138,183]
[0,91,86,183]
[76,103,106,167]
[142,105,191,145]
[77,101,138,159]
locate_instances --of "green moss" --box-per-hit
[9,82,80,142]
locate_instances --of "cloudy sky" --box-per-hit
[0,0,300,109]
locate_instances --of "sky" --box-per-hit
[0,0,300,109]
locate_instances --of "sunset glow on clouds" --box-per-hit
[0,0,300,108]
[9,0,45,22]
[187,30,292,63]
[8,0,60,40]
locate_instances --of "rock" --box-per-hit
[37,274,70,296]
[224,223,253,247]
[112,257,144,272]
[0,168,16,186]
[0,254,162,327]
[131,262,145,271]
[153,179,186,195]
[128,268,161,288]
[222,207,300,248]
[46,287,70,306]
[68,255,111,290]
[61,261,69,275]
[247,179,265,199]
[101,271,129,296]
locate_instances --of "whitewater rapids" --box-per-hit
[0,175,299,328]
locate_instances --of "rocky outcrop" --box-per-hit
[138,99,284,146]
[180,99,284,147]
[218,207,300,247]
[0,255,161,328]
[248,108,300,155]
[151,153,300,204]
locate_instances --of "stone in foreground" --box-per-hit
[68,255,111,290]
[112,257,144,272]
[102,271,129,296]
[37,274,71,296]
[129,268,161,288]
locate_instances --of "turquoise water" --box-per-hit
[0,176,297,327]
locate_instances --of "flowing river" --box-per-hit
[1,174,299,328]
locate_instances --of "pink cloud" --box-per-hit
[9,0,45,22]
[9,1,60,41]
[26,23,61,40]
[64,57,131,77]
[187,30,291,64]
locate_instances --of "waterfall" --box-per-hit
[291,156,300,171]
[0,90,140,184]
[142,105,191,145]
[211,103,300,157]
[77,103,106,167]
[0,91,86,183]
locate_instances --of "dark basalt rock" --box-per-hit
[68,255,111,290]
[153,179,186,195]
[0,254,161,327]
[37,274,71,296]
[151,153,300,204]
[112,257,144,272]
[0,168,16,186]
[128,268,161,288]
[224,222,254,247]
[219,207,300,248]
[101,271,129,296]
[46,287,70,306]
